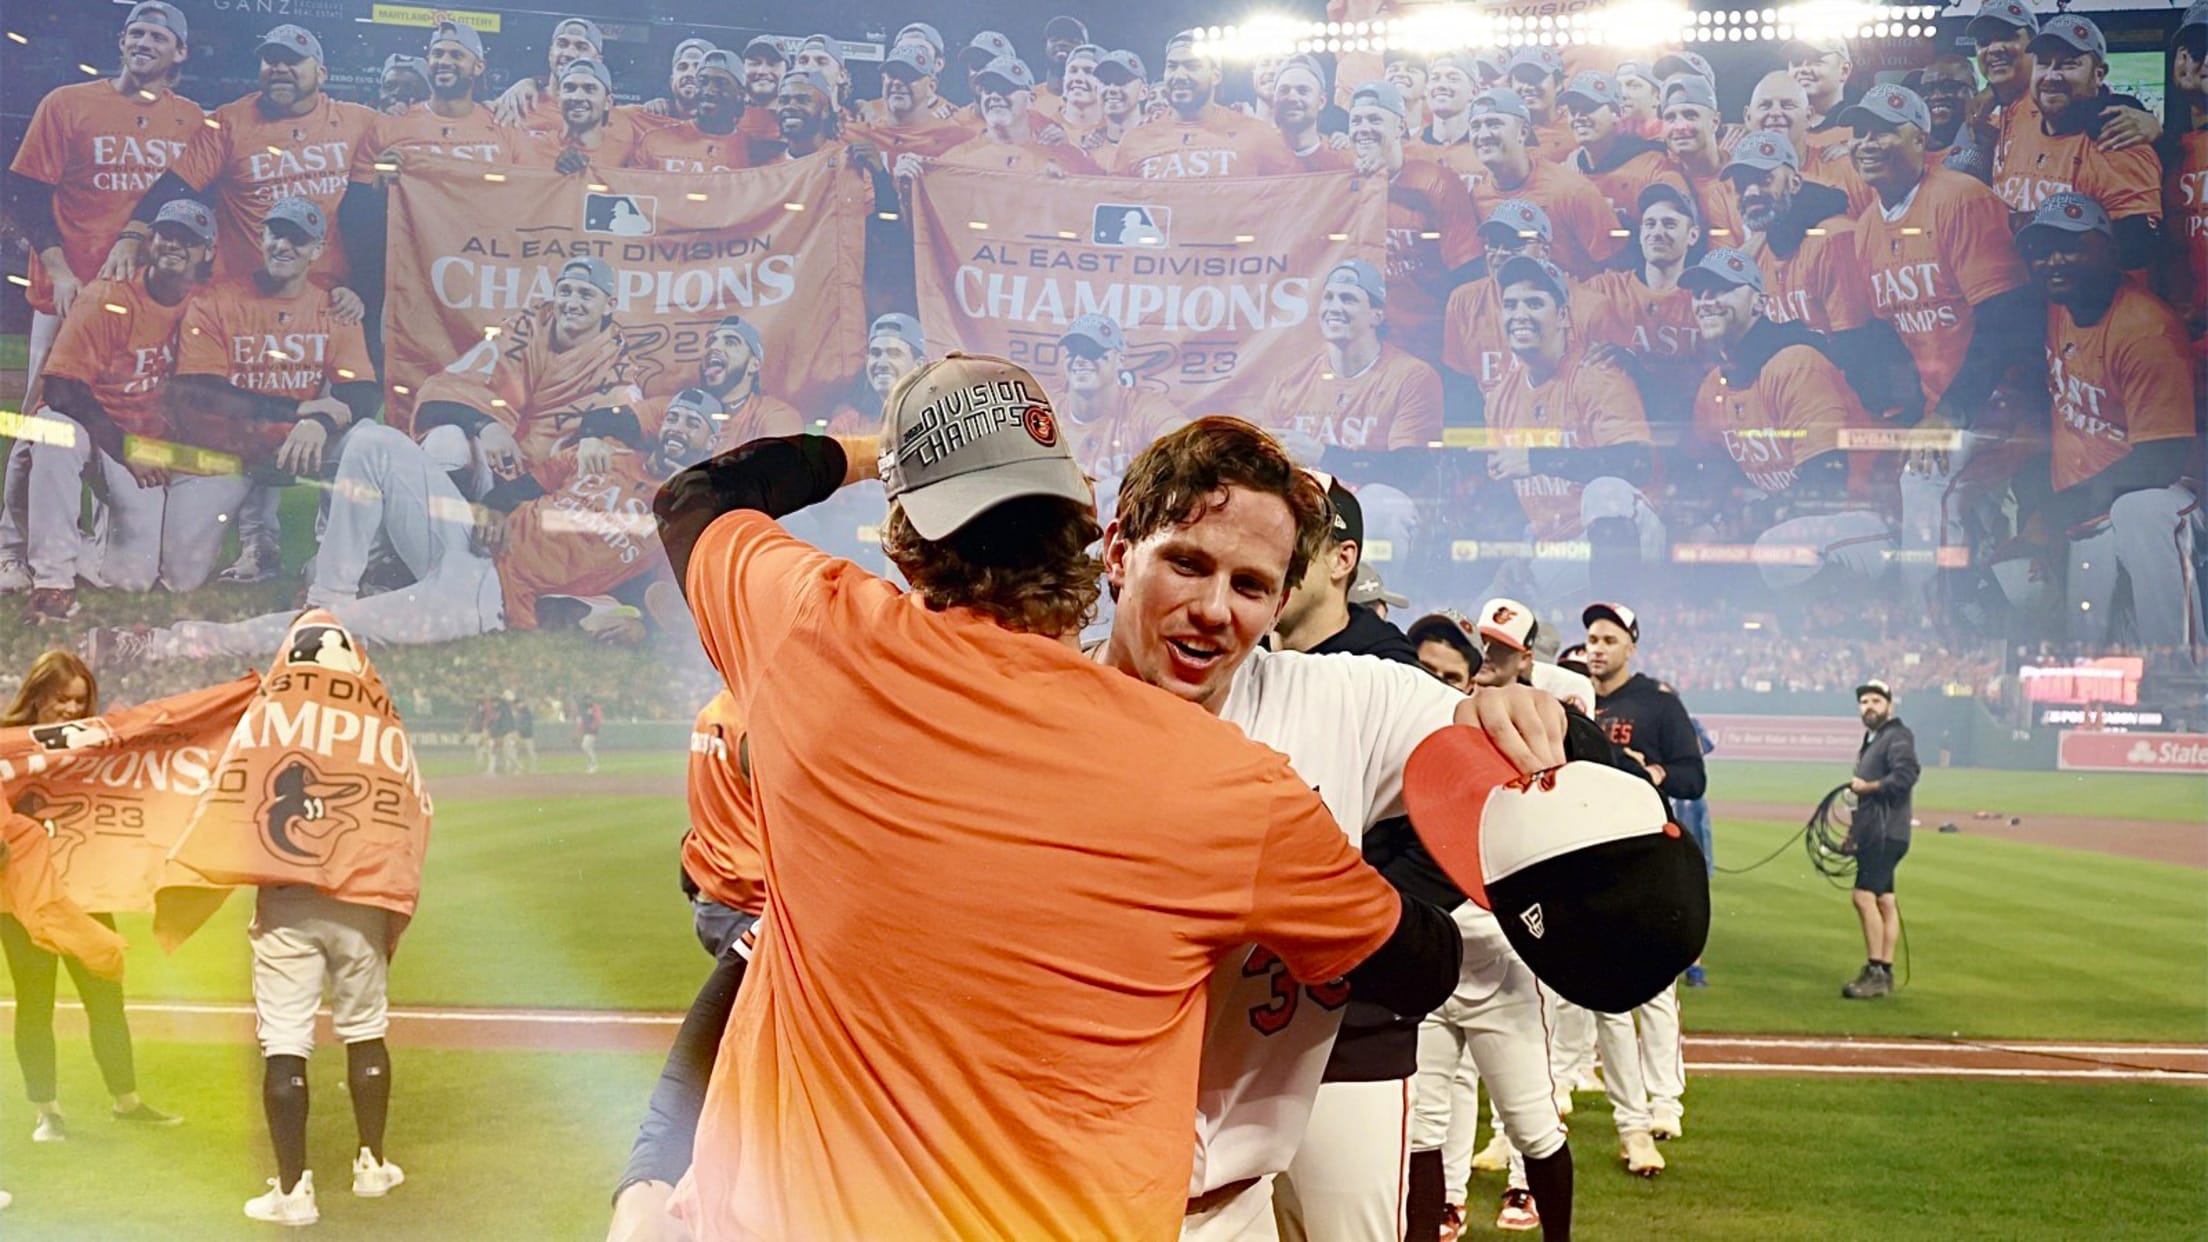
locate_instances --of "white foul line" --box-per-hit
[1690,1035,2208,1057]
[1689,1062,2206,1082]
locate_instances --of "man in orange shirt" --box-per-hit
[915,57,1100,177]
[1992,16,2163,269]
[1964,0,2162,189]
[1262,260,1446,460]
[1468,87,1624,277]
[735,37,788,155]
[378,54,431,116]
[1084,49,1153,160]
[490,16,604,132]
[651,356,1454,1240]
[511,58,637,172]
[1,0,202,594]
[1613,60,1664,140]
[1110,32,1298,178]
[850,45,971,165]
[1723,132,1922,422]
[628,51,755,173]
[824,313,927,435]
[1504,47,1575,162]
[1849,85,2041,607]
[2171,7,2208,331]
[1575,184,1711,427]
[1051,45,1111,143]
[1561,71,1670,229]
[1442,199,1570,412]
[1036,15,1090,121]
[1057,314,1189,484]
[1385,50,1433,135]
[1787,35,1863,168]
[165,197,377,593]
[1682,247,1895,593]
[1276,57,1353,172]
[1416,54,1487,194]
[1485,255,1662,606]
[1350,80,1482,366]
[2015,193,2202,647]
[19,201,212,623]
[1747,70,1873,214]
[1654,77,1745,246]
[634,316,806,453]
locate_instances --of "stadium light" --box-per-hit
[1191,1,1919,59]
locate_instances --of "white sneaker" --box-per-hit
[352,1147,405,1197]
[244,1170,319,1226]
[31,1112,66,1143]
[0,1186,13,1210]
[1651,1115,1684,1141]
[0,556,29,593]
[1621,1130,1666,1177]
[1470,1130,1511,1173]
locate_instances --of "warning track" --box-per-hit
[13,999,2206,1082]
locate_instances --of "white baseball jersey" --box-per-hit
[1188,646,1463,1195]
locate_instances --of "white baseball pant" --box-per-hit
[1273,1078,1411,1242]
[21,409,166,592]
[141,424,503,660]
[1896,430,2012,603]
[250,884,392,1060]
[1754,510,1896,592]
[1412,923,1568,1194]
[1179,1176,1280,1242]
[1545,987,1596,1090]
[233,478,284,560]
[0,310,64,572]
[1522,476,1668,608]
[159,472,253,592]
[1594,982,1685,1135]
[2067,487,2204,649]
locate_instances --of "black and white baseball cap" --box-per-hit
[1582,601,1639,641]
[877,354,1091,540]
[1403,726,1709,1012]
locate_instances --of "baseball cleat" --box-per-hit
[83,624,152,675]
[24,586,79,625]
[1438,1203,1465,1242]
[351,1147,405,1197]
[1496,1188,1541,1232]
[1621,1130,1665,1176]
[244,1171,319,1226]
[113,1102,183,1126]
[218,541,283,584]
[0,556,30,593]
[1651,1116,1683,1141]
[32,1113,68,1143]
[1471,1130,1511,1172]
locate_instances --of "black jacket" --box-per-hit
[1852,717,1920,846]
[1593,673,1707,801]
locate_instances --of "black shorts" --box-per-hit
[1853,837,1909,896]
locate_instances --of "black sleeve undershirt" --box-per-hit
[652,434,849,595]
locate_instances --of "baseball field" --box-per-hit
[2,752,2202,1239]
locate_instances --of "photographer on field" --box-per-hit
[1843,679,1919,999]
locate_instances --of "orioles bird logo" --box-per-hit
[1491,604,1517,626]
[261,758,369,863]
[12,788,93,872]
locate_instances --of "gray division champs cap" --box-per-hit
[879,354,1091,540]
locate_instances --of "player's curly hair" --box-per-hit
[3,650,99,727]
[1112,417,1333,592]
[882,496,1105,638]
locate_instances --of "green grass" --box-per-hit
[1706,759,2206,822]
[0,1039,660,1240]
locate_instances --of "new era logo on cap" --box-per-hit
[1402,729,1709,1013]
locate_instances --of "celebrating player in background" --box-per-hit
[1842,680,1918,999]
[1468,87,1623,277]
[1109,31,1297,177]
[1990,16,2162,268]
[1056,315,1188,485]
[377,54,430,115]
[491,16,607,131]
[1353,80,1483,365]
[651,362,1457,1240]
[638,316,803,452]
[1261,260,1445,461]
[629,51,755,173]
[848,45,970,167]
[18,201,213,624]
[513,58,637,171]
[1560,71,1672,228]
[1,651,180,1143]
[1,0,200,591]
[922,57,1099,177]
[2012,193,2202,648]
[825,313,927,434]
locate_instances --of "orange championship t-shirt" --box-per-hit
[668,509,1401,1242]
[1410,132,1487,198]
[1288,136,1357,174]
[168,92,378,285]
[1107,103,1300,178]
[493,445,666,631]
[39,272,196,440]
[1573,269,1710,418]
[1441,275,1595,395]
[1261,341,1445,452]
[636,389,807,454]
[509,123,642,172]
[1485,342,1652,538]
[1061,385,1190,479]
[410,300,644,475]
[1857,165,2029,412]
[1991,98,2162,220]
[683,690,764,916]
[2167,129,2208,326]
[172,277,374,464]
[1530,116,1578,165]
[1650,156,1749,246]
[848,113,975,165]
[1383,158,1484,364]
[626,122,757,173]
[934,133,1103,176]
[1574,147,1674,230]
[1469,158,1625,278]
[2044,282,2198,492]
[7,80,204,316]
[346,101,517,182]
[1755,212,1875,336]
[1693,338,1876,495]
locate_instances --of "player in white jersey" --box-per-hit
[1096,418,1574,1242]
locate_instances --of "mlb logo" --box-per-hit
[285,625,364,674]
[30,719,115,752]
[1092,204,1169,246]
[585,193,657,237]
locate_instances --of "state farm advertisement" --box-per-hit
[1701,714,1863,763]
[2058,732,2208,775]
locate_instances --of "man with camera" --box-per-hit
[1843,679,1920,1000]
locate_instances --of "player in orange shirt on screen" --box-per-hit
[1110,32,1298,178]
[1786,35,1863,168]
[1654,76,1746,247]
[851,45,980,166]
[628,51,757,173]
[650,356,1455,1240]
[1574,184,1714,427]
[1504,47,1577,163]
[511,58,637,172]
[633,317,806,454]
[490,17,603,130]
[1468,87,1624,278]
[2014,193,2202,648]
[1747,71,1874,214]
[1991,16,2163,269]
[1441,199,1576,411]
[1349,80,1483,366]
[917,57,1101,177]
[1056,314,1189,485]
[2170,5,2208,331]
[1561,71,1671,230]
[1082,49,1154,161]
[1274,56,1353,172]
[1414,53,1489,194]
[1262,260,1446,460]
[733,37,789,153]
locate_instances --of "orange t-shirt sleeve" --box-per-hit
[1770,349,1856,451]
[683,509,840,704]
[2086,145,2165,221]
[175,296,229,378]
[1941,179,2028,305]
[2111,307,2198,444]
[1386,360,1446,449]
[10,93,70,184]
[1819,230,1875,333]
[1574,181,1625,267]
[169,115,228,192]
[40,285,126,387]
[1440,286,1479,373]
[347,114,386,183]
[1584,363,1652,444]
[329,318,376,386]
[1244,777,1402,984]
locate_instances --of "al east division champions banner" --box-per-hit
[385,154,868,420]
[913,167,1386,415]
[0,676,260,914]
